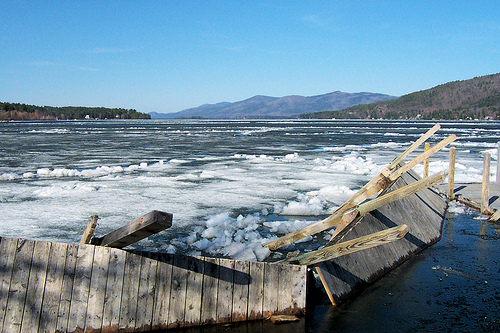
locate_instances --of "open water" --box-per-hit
[1,119,499,331]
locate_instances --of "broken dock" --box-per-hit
[4,124,490,332]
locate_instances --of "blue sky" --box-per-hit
[1,1,499,114]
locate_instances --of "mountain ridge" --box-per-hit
[151,91,397,119]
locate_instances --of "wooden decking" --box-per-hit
[437,182,500,211]
[0,237,307,333]
[315,169,448,305]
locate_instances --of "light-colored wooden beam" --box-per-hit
[389,134,457,181]
[489,209,500,222]
[482,152,491,214]
[285,225,409,266]
[423,142,430,178]
[99,210,172,248]
[388,124,441,170]
[357,172,446,216]
[80,215,99,245]
[447,147,456,201]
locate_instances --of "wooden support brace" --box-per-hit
[285,225,409,266]
[80,215,99,245]
[389,134,457,181]
[98,210,173,248]
[489,209,500,222]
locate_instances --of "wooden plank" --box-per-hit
[216,258,234,324]
[67,244,95,332]
[135,256,158,331]
[0,238,18,333]
[118,252,142,331]
[388,123,441,170]
[3,239,35,333]
[247,261,264,320]
[167,254,189,329]
[286,225,409,266]
[152,254,174,330]
[231,260,250,322]
[389,134,457,181]
[357,172,445,215]
[262,263,280,318]
[200,257,219,325]
[100,210,172,249]
[80,215,99,245]
[489,209,500,222]
[482,152,491,214]
[101,247,127,333]
[290,265,307,314]
[20,240,51,333]
[38,242,69,333]
[56,243,78,332]
[447,147,457,200]
[423,142,430,178]
[184,256,205,327]
[85,246,111,332]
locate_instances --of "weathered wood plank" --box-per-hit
[38,242,69,333]
[231,260,250,322]
[80,215,99,245]
[118,252,142,332]
[184,256,205,327]
[86,246,111,332]
[135,256,158,332]
[447,147,457,200]
[489,208,500,222]
[67,244,95,332]
[0,238,18,333]
[3,239,35,333]
[247,261,264,320]
[167,254,189,329]
[200,257,219,325]
[20,240,51,333]
[216,258,234,324]
[482,152,491,214]
[287,225,409,266]
[100,210,172,249]
[152,254,174,330]
[262,263,279,318]
[56,243,78,332]
[290,265,307,315]
[101,247,127,333]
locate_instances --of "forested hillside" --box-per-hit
[303,73,500,120]
[0,102,150,120]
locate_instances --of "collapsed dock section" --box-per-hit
[0,237,307,333]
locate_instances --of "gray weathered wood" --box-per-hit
[85,245,110,332]
[231,260,250,322]
[183,256,205,326]
[100,210,172,249]
[56,243,78,332]
[134,256,158,331]
[167,254,189,328]
[216,258,235,323]
[262,263,280,318]
[118,252,142,331]
[102,247,127,333]
[3,239,35,333]
[247,261,265,320]
[20,240,51,333]
[200,257,219,325]
[152,254,174,330]
[80,215,99,245]
[0,238,17,333]
[447,147,457,200]
[67,244,95,332]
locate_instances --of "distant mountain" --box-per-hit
[151,91,397,119]
[303,73,500,120]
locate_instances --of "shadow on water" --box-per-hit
[159,210,500,333]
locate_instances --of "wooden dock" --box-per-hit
[0,237,307,333]
[436,183,500,211]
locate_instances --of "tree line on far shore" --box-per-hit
[0,102,151,121]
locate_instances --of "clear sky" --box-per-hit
[1,1,499,114]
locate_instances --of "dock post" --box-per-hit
[447,147,456,200]
[423,142,430,178]
[482,152,491,214]
[496,142,499,184]
[80,215,99,245]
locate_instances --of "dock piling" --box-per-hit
[423,142,430,178]
[447,147,456,200]
[482,152,491,214]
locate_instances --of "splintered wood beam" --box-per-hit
[99,210,173,248]
[358,172,446,216]
[80,215,99,245]
[285,225,410,266]
[389,134,457,181]
[388,123,441,170]
[264,209,359,251]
